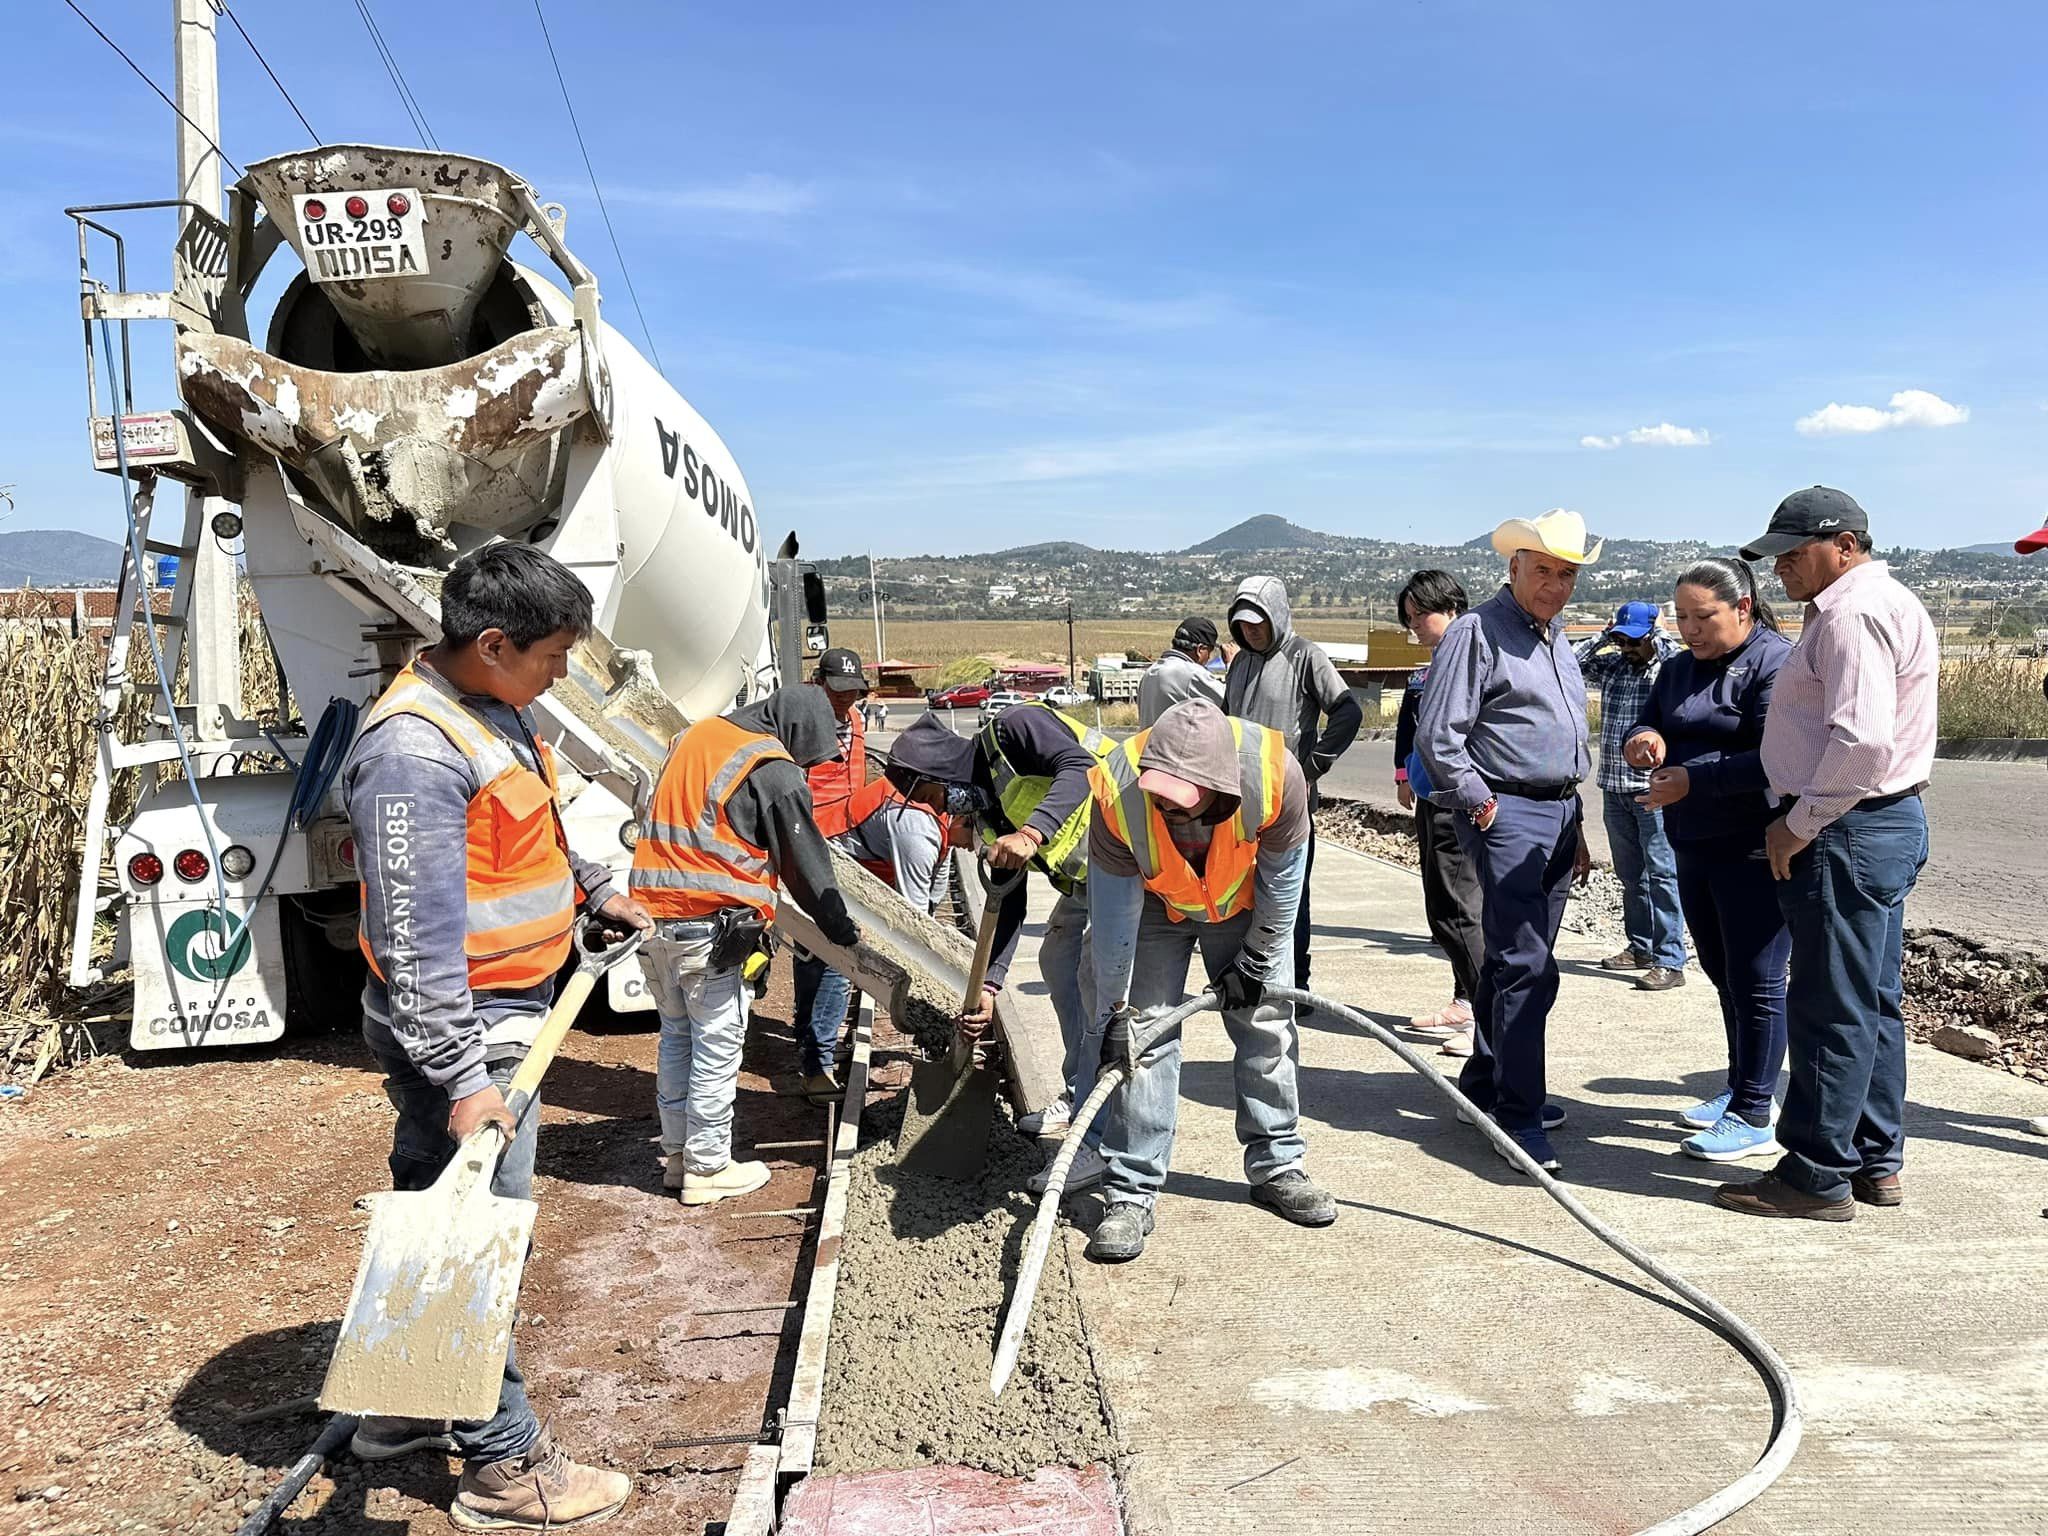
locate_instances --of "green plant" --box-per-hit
[1937,652,2048,739]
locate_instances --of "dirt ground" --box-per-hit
[0,971,894,1536]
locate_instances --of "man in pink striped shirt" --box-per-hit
[1714,487,1935,1223]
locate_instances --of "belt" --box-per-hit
[655,917,719,940]
[1485,779,1581,802]
[1780,783,1926,816]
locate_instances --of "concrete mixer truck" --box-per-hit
[65,141,831,1050]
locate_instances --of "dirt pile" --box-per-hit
[815,1098,1114,1477]
[1903,930,2048,1082]
[1313,798,1420,868]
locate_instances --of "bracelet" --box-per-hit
[1466,796,1498,825]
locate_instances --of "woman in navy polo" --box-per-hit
[1622,558,1794,1161]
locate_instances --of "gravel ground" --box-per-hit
[1316,797,2048,1086]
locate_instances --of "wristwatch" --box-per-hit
[1466,796,1498,826]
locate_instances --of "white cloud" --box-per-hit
[826,259,1230,332]
[1580,423,1710,449]
[1795,388,1969,437]
[608,175,817,217]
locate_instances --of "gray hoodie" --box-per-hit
[1222,576,1363,781]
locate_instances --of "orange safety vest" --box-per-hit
[630,716,793,920]
[357,661,579,991]
[1091,718,1288,923]
[806,706,867,840]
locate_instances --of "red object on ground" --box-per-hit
[778,1465,1120,1536]
[2016,526,2048,554]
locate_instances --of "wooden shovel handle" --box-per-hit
[504,966,601,1117]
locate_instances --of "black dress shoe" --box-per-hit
[1636,966,1687,992]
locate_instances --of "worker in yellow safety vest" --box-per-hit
[1079,698,1336,1265]
[630,686,861,1206]
[344,542,652,1530]
[888,702,1113,1135]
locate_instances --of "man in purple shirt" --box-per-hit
[1715,487,1936,1222]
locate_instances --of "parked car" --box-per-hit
[977,690,1031,726]
[930,682,993,709]
[1043,684,1090,710]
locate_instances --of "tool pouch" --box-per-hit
[709,908,772,971]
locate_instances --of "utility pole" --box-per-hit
[175,0,241,740]
[868,552,883,664]
[1065,599,1076,688]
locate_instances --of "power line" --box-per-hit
[350,0,437,150]
[220,2,321,144]
[531,0,664,374]
[58,0,243,178]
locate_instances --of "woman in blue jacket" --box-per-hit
[1622,558,1794,1162]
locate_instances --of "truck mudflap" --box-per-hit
[129,894,287,1050]
[176,325,593,556]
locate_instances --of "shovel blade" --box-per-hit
[895,1046,998,1179]
[319,1182,537,1422]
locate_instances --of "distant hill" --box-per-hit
[0,530,126,587]
[1183,515,1336,554]
[1952,541,2022,557]
[993,540,1101,560]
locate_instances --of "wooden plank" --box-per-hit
[776,994,871,1483]
[951,848,1067,1113]
[724,1441,781,1536]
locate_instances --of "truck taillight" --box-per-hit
[128,853,164,886]
[220,845,257,880]
[303,198,327,221]
[338,837,356,870]
[345,195,369,219]
[173,849,210,883]
[386,193,411,216]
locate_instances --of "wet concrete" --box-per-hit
[814,1097,1115,1478]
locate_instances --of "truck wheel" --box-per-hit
[279,894,365,1034]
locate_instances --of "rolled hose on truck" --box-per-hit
[995,984,1802,1536]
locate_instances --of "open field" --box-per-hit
[874,616,1394,671]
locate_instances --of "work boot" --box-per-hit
[662,1152,687,1192]
[350,1415,456,1461]
[679,1160,770,1207]
[801,1068,841,1106]
[1713,1174,1854,1222]
[1600,946,1651,972]
[1248,1169,1337,1227]
[1084,1202,1155,1263]
[1851,1171,1904,1207]
[450,1427,630,1531]
[1636,966,1687,992]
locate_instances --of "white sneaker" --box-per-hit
[680,1159,771,1207]
[1017,1095,1074,1138]
[1439,1028,1476,1059]
[1026,1144,1106,1197]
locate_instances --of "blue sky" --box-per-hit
[8,2,2044,557]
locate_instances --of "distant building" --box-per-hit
[988,583,1018,602]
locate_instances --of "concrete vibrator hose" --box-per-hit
[993,983,1802,1536]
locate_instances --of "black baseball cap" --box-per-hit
[1740,486,1869,561]
[815,646,868,692]
[1172,616,1218,651]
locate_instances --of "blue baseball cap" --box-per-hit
[1609,601,1660,639]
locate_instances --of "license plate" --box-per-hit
[293,188,429,283]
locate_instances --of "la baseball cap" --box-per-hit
[816,646,868,692]
[1741,486,1869,561]
[1608,600,1660,640]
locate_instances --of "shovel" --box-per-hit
[319,915,647,1422]
[895,862,1023,1179]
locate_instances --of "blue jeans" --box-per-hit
[1454,795,1581,1136]
[1772,797,1928,1201]
[365,1032,539,1467]
[1673,840,1789,1125]
[1602,793,1687,970]
[1098,898,1306,1209]
[641,927,753,1174]
[792,951,851,1076]
[1039,889,1098,1107]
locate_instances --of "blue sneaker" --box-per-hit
[1678,1090,1732,1130]
[1682,1115,1781,1163]
[1461,1103,1568,1130]
[1493,1128,1562,1175]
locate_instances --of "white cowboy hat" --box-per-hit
[1490,508,1604,565]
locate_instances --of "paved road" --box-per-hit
[877,710,2047,954]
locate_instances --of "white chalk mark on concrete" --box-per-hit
[1250,1366,1493,1417]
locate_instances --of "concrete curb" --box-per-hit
[1936,737,2048,762]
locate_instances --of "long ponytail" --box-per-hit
[1678,557,1779,633]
